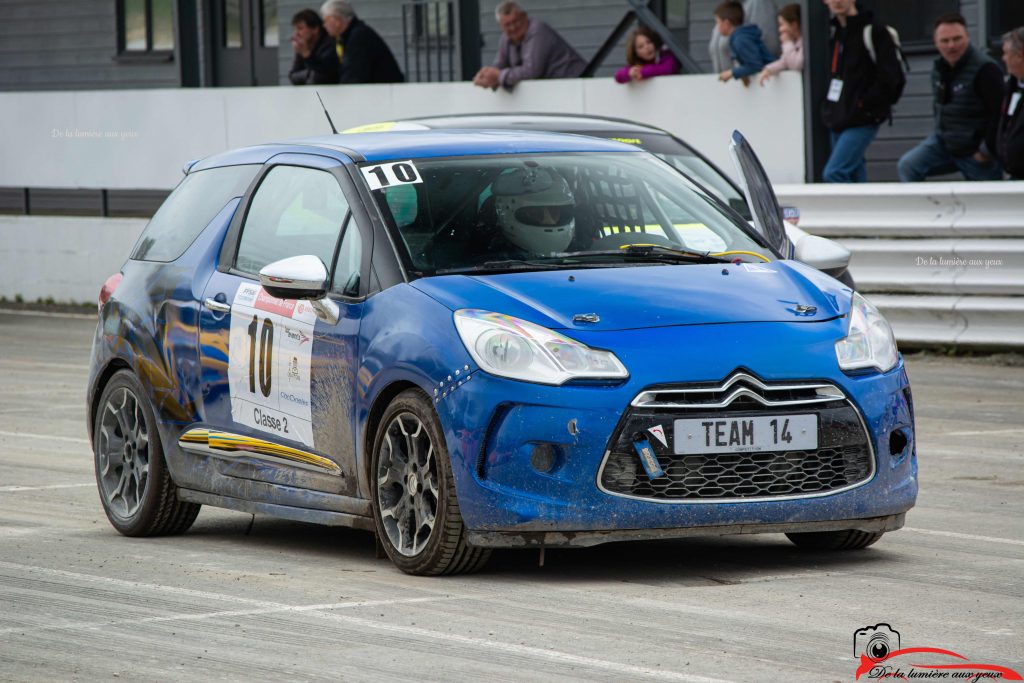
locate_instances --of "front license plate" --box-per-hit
[673,414,818,454]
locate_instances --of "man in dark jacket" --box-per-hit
[821,0,904,182]
[997,27,1024,179]
[289,9,339,85]
[320,0,404,84]
[898,13,1004,182]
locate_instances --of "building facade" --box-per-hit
[0,0,1021,183]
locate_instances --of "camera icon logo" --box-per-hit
[854,624,901,662]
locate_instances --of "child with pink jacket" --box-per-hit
[615,26,681,83]
[759,3,803,85]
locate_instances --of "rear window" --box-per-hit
[131,164,259,262]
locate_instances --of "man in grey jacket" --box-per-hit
[473,2,586,91]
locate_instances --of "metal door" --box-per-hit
[209,0,279,86]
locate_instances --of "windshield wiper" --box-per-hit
[434,259,567,275]
[546,244,731,264]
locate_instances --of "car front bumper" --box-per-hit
[434,321,918,546]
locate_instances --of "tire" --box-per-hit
[786,529,883,551]
[93,370,200,537]
[370,389,490,575]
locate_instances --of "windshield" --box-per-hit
[585,132,752,221]
[362,152,770,277]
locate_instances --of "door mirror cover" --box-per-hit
[793,233,851,272]
[258,255,329,300]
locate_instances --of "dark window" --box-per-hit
[407,1,453,47]
[235,166,350,276]
[991,3,1024,40]
[119,0,176,54]
[261,0,279,48]
[660,0,690,51]
[874,0,960,48]
[131,165,259,262]
[224,0,243,48]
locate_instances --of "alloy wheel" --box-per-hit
[376,412,440,557]
[96,387,151,518]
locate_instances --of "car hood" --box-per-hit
[411,261,851,331]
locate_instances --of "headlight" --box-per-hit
[454,309,628,385]
[835,293,899,373]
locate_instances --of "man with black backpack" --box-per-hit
[897,13,1004,182]
[820,0,905,183]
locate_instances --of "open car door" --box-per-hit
[728,130,793,259]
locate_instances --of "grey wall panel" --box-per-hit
[0,0,179,91]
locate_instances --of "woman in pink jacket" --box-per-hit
[615,26,681,83]
[759,4,803,86]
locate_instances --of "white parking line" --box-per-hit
[904,528,1024,547]
[0,483,93,493]
[0,430,89,444]
[0,596,453,637]
[0,308,95,320]
[0,561,735,683]
[936,427,1024,437]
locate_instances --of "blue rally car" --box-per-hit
[88,129,917,575]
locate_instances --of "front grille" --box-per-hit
[600,375,874,502]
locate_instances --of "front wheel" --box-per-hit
[93,370,200,536]
[786,529,883,550]
[370,389,490,575]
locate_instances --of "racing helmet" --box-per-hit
[492,167,575,255]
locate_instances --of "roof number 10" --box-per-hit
[361,160,422,190]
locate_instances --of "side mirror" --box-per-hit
[793,233,851,273]
[258,255,339,324]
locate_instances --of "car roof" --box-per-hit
[399,113,672,136]
[190,129,642,172]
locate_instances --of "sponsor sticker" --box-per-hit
[647,424,669,448]
[227,283,316,447]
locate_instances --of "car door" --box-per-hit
[727,130,793,259]
[194,153,367,496]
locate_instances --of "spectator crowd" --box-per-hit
[289,0,1024,182]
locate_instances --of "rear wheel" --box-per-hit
[370,389,490,575]
[786,529,883,550]
[93,370,200,536]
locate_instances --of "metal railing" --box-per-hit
[776,181,1024,348]
[402,1,456,82]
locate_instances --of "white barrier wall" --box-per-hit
[0,216,146,305]
[777,181,1024,348]
[0,73,806,190]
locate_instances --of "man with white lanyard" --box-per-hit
[819,0,904,183]
[998,27,1024,180]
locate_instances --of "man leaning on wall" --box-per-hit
[897,13,1004,182]
[472,2,587,92]
[289,9,339,85]
[320,0,404,84]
